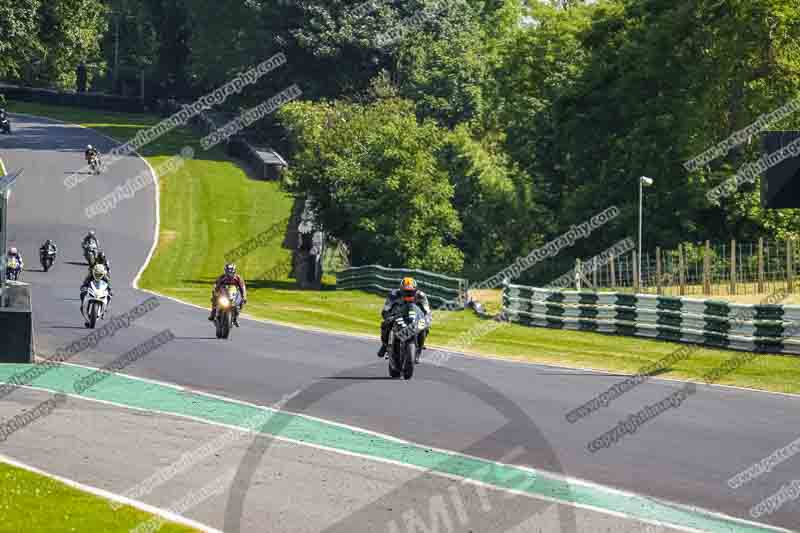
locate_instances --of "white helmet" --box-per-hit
[8,247,17,255]
[92,264,107,280]
[87,145,93,150]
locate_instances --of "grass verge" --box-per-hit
[8,100,800,395]
[0,460,201,533]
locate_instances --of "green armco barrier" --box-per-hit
[578,292,599,305]
[502,284,800,355]
[657,296,683,311]
[336,264,467,308]
[753,305,784,320]
[704,300,731,317]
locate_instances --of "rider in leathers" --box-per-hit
[40,239,58,257]
[208,263,247,326]
[377,277,431,362]
[85,145,99,165]
[82,230,99,250]
[80,264,113,327]
[6,247,23,276]
[94,250,111,275]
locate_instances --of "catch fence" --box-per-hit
[537,239,800,298]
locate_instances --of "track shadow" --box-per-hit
[45,325,85,330]
[173,336,218,340]
[320,375,396,381]
[181,278,322,291]
[238,279,302,290]
[64,261,88,267]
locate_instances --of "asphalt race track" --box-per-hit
[1,113,799,532]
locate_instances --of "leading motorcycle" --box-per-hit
[386,301,426,380]
[214,284,242,339]
[5,256,21,281]
[81,278,110,329]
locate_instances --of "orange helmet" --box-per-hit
[400,277,417,302]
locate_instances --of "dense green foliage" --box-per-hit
[2,0,799,279]
[0,0,107,87]
[280,94,464,272]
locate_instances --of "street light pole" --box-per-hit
[638,176,654,290]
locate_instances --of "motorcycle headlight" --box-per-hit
[218,296,230,308]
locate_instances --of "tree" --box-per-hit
[37,0,108,89]
[439,125,550,279]
[279,95,464,273]
[0,0,107,90]
[0,0,43,81]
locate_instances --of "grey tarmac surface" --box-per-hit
[0,113,798,531]
[0,387,683,533]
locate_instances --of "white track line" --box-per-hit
[11,112,799,532]
[2,379,792,533]
[127,286,800,401]
[6,109,800,533]
[0,453,223,533]
[8,111,159,290]
[16,111,800,402]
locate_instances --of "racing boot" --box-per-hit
[377,344,387,358]
[415,330,428,364]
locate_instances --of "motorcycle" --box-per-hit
[95,249,110,274]
[0,117,10,135]
[214,284,242,339]
[5,256,21,281]
[88,154,102,174]
[386,301,426,380]
[83,241,98,266]
[81,278,110,329]
[40,246,57,272]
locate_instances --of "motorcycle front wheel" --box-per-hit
[218,310,231,339]
[88,302,99,329]
[388,340,403,378]
[403,343,415,380]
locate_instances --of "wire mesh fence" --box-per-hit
[524,239,800,297]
